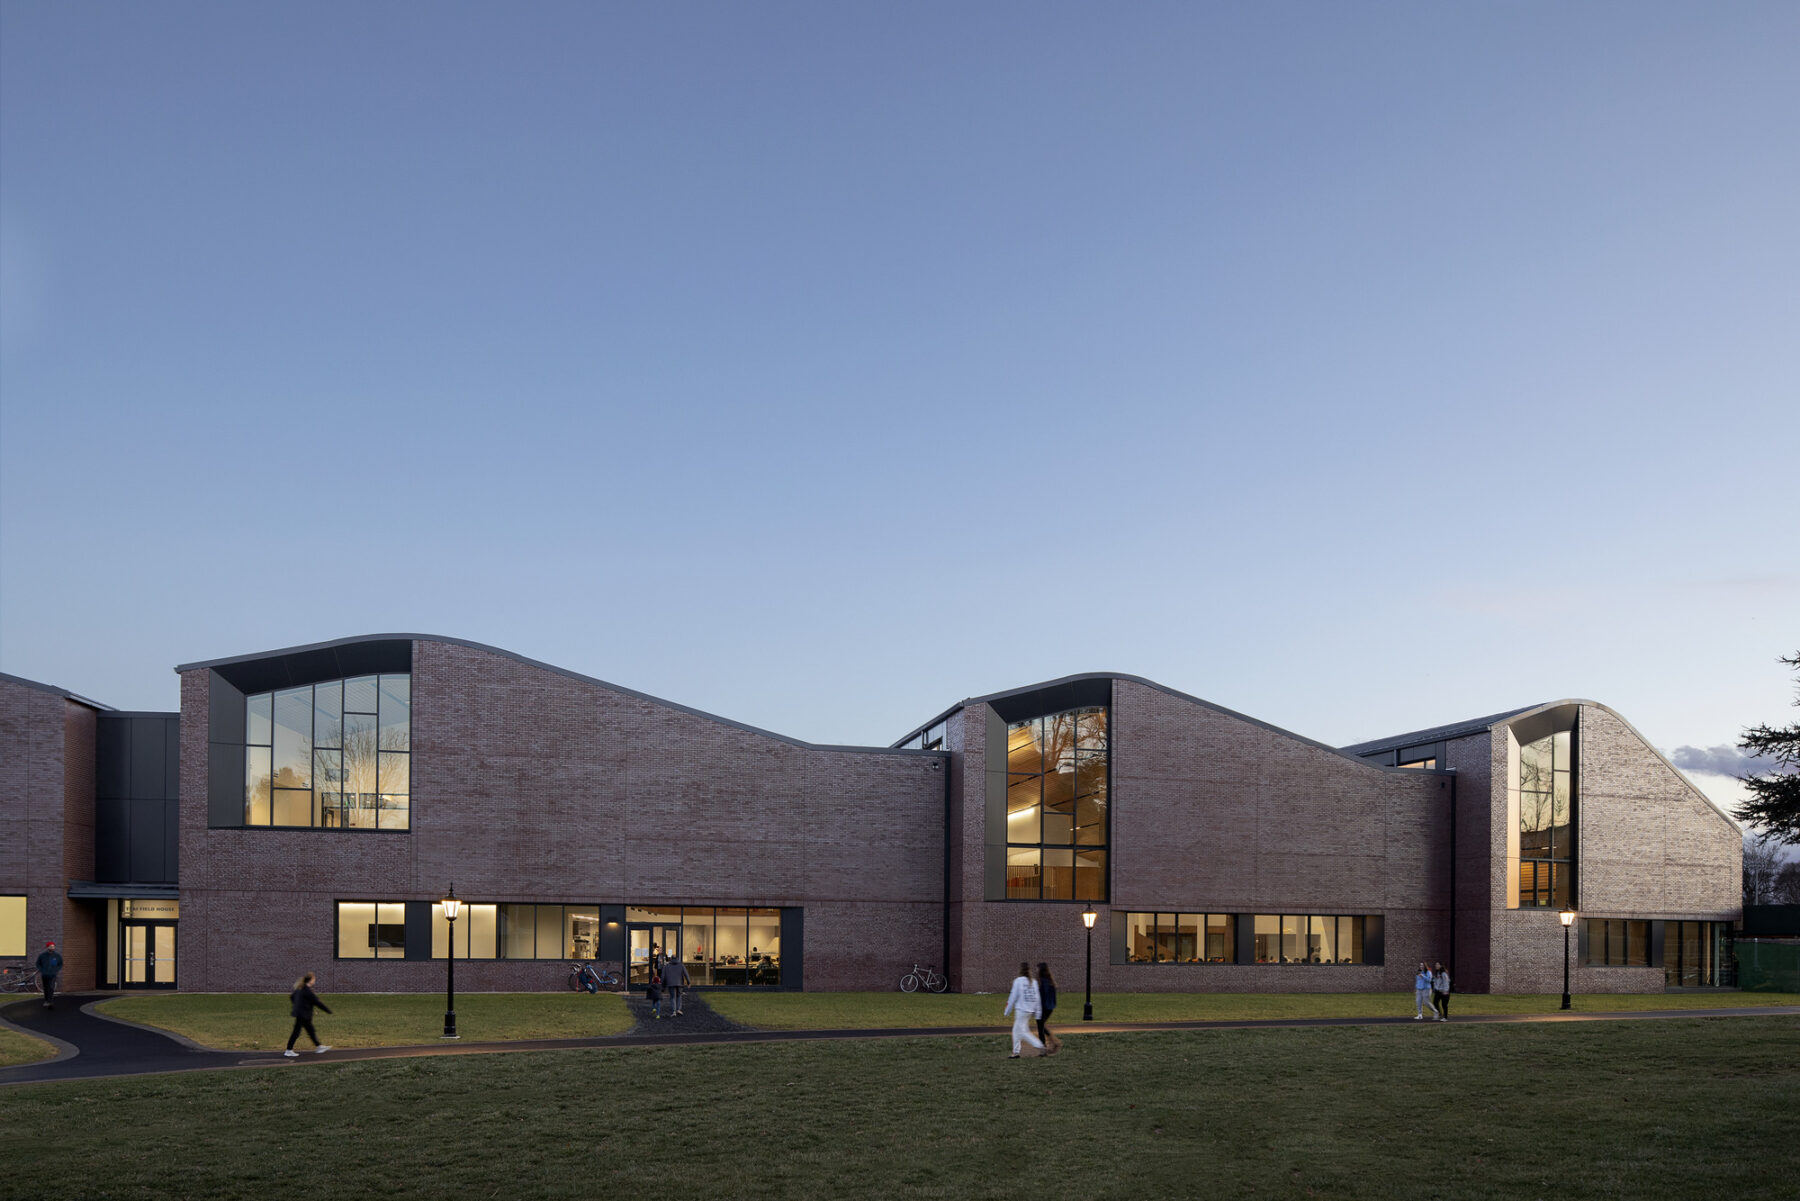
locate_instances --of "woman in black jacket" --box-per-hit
[1035,962,1061,1055]
[285,972,333,1057]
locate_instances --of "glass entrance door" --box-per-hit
[123,921,177,988]
[627,924,679,987]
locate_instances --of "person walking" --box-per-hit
[35,941,62,1010]
[1413,962,1434,1019]
[1431,962,1451,1022]
[661,954,692,1017]
[285,972,333,1056]
[646,970,665,1019]
[1003,961,1045,1059]
[1035,962,1061,1054]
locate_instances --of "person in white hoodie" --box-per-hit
[1003,961,1045,1058]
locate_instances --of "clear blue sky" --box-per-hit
[2,4,1795,810]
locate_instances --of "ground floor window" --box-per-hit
[626,906,781,986]
[337,899,793,986]
[1123,913,1236,963]
[1253,915,1366,964]
[1665,920,1729,987]
[0,895,23,957]
[335,901,406,958]
[1585,919,1650,966]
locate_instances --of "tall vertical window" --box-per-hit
[1005,706,1107,900]
[247,674,410,829]
[1518,729,1574,907]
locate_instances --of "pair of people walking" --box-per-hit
[1413,961,1451,1021]
[648,956,690,1019]
[1003,961,1061,1057]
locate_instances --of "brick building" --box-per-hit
[1,634,1742,995]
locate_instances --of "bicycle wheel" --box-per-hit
[566,971,584,992]
[926,974,947,994]
[899,973,919,993]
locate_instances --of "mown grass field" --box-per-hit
[703,988,1800,1029]
[95,991,635,1049]
[3,1018,1796,1200]
[0,1024,55,1067]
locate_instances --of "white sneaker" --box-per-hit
[1413,1014,1422,1020]
[283,1050,299,1058]
[315,1045,332,1054]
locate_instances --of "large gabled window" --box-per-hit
[1518,729,1574,907]
[1003,705,1107,900]
[246,674,410,829]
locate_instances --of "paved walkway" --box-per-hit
[4,994,1796,1088]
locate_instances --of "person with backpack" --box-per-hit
[285,971,333,1056]
[35,941,62,1010]
[660,955,692,1018]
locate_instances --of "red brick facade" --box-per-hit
[3,642,1745,997]
[0,676,101,989]
[174,639,946,992]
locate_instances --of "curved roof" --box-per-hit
[893,671,1415,772]
[177,633,938,757]
[1342,698,1743,832]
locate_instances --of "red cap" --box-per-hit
[46,941,56,948]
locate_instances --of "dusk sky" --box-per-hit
[2,4,1794,818]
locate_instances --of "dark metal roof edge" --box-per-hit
[1337,704,1548,756]
[894,672,1408,772]
[66,881,181,900]
[100,710,181,720]
[176,633,941,758]
[0,671,116,712]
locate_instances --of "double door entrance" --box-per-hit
[627,923,679,987]
[123,921,176,988]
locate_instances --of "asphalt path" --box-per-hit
[4,994,1797,1088]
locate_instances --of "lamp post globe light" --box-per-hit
[1081,904,1097,1022]
[1559,908,1577,1011]
[443,886,462,1039]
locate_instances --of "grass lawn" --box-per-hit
[0,1024,56,1067]
[95,992,635,1050]
[2,1018,1796,1199]
[705,988,1800,1029]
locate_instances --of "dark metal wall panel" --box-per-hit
[129,800,168,883]
[208,741,243,828]
[97,718,131,797]
[780,908,804,989]
[403,902,433,961]
[1235,916,1256,966]
[95,797,130,880]
[599,906,626,964]
[210,672,246,743]
[1365,915,1386,966]
[130,717,167,800]
[165,719,181,799]
[166,804,179,881]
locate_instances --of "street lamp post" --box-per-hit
[1081,904,1097,1021]
[443,886,462,1039]
[1559,908,1576,1011]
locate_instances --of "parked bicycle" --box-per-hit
[0,965,39,994]
[898,963,947,993]
[567,961,622,993]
